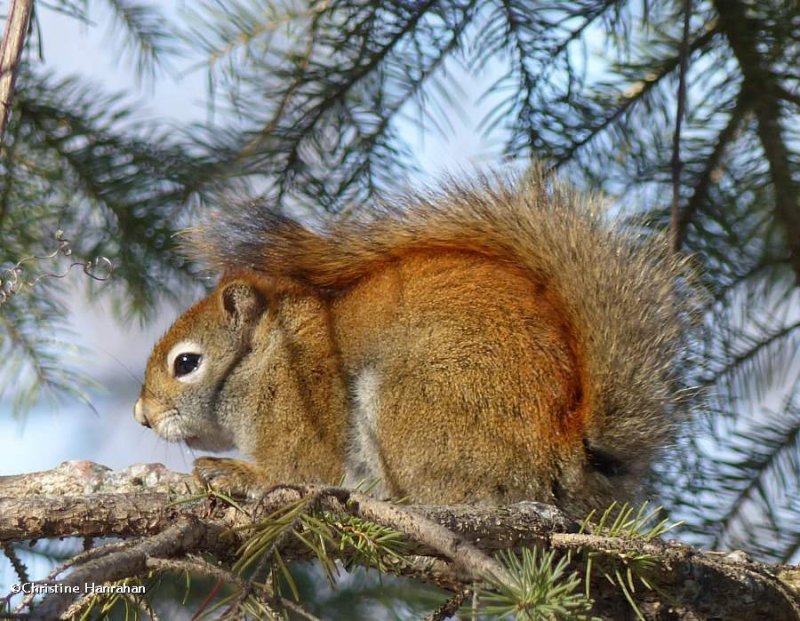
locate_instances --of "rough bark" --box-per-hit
[0,0,33,144]
[1,462,799,620]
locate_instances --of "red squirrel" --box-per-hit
[134,171,689,516]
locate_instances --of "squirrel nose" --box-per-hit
[134,398,151,428]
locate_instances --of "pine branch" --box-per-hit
[711,419,800,551]
[700,319,800,390]
[102,0,177,81]
[2,463,800,620]
[715,0,800,283]
[490,0,620,152]
[675,89,749,249]
[8,69,224,318]
[553,24,719,168]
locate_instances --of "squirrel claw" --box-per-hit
[193,457,263,499]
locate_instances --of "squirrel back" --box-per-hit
[137,169,691,516]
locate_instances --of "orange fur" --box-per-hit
[137,171,690,516]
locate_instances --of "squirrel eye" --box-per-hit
[173,353,202,377]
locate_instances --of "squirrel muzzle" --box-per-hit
[133,398,151,428]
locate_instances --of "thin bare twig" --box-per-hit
[423,588,471,621]
[671,0,693,251]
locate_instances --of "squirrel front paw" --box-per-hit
[193,457,266,499]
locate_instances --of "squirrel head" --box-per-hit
[134,274,269,452]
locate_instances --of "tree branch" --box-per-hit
[671,0,693,251]
[30,518,214,621]
[0,0,33,144]
[715,0,800,283]
[1,462,799,620]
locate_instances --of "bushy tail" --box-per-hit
[190,168,693,475]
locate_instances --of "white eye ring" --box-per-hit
[167,340,206,384]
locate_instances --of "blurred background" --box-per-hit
[0,0,498,477]
[0,1,208,478]
[1,0,799,615]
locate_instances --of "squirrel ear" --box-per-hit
[220,281,267,327]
